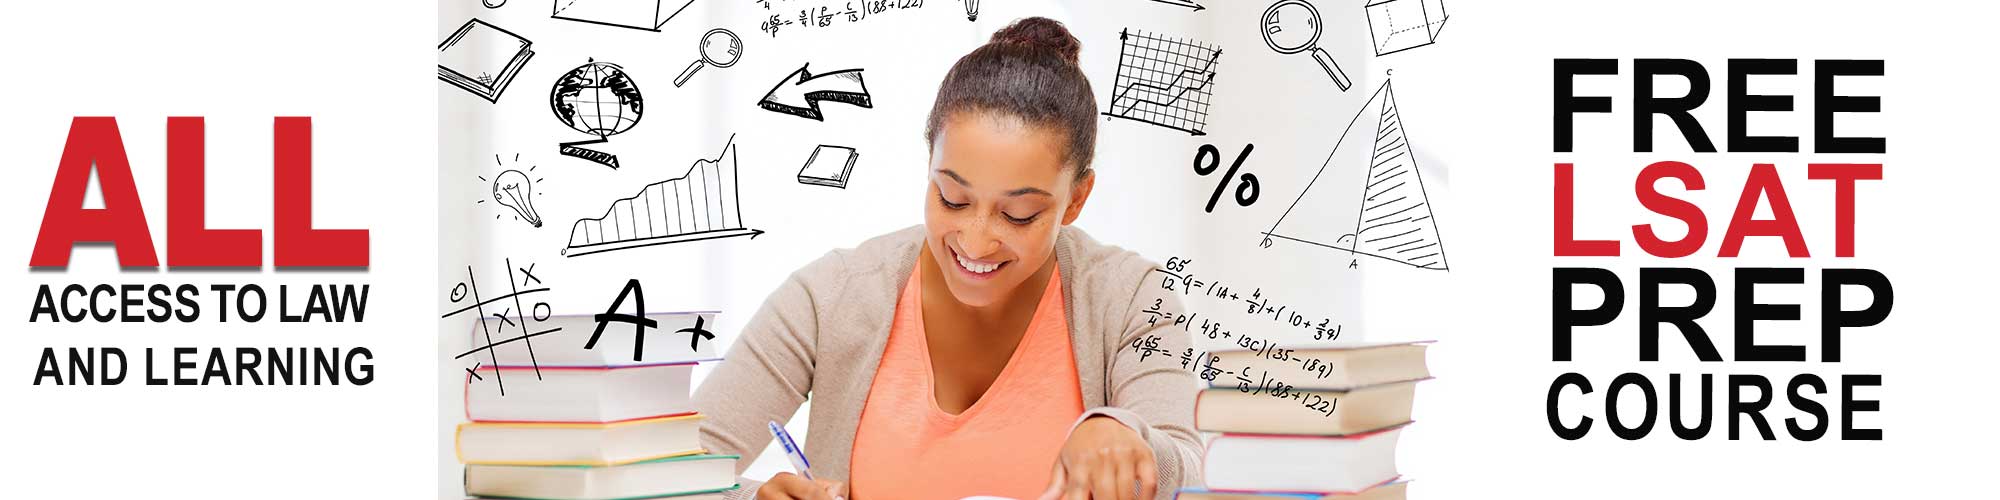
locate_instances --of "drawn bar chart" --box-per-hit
[564,135,761,257]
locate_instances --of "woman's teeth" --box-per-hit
[956,251,1000,274]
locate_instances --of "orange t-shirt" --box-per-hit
[848,266,1084,499]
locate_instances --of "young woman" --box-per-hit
[691,17,1201,500]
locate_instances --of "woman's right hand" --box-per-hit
[756,472,847,500]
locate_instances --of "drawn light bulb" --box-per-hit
[492,169,542,227]
[963,0,979,21]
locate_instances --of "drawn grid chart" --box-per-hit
[1104,29,1221,136]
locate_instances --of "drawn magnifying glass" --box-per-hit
[674,28,743,87]
[1262,0,1351,91]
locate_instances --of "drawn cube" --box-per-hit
[551,0,693,32]
[1365,0,1448,56]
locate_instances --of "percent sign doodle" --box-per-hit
[442,258,562,396]
[1193,144,1259,213]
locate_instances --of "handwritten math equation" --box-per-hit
[1130,334,1341,418]
[754,0,929,38]
[1147,256,1345,342]
[1126,256,1363,417]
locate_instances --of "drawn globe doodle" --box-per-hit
[550,59,644,169]
[551,59,642,136]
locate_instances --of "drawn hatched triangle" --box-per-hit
[1264,79,1448,271]
[1352,83,1447,270]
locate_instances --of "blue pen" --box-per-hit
[768,421,815,482]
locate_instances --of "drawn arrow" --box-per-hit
[1146,0,1204,11]
[757,64,872,121]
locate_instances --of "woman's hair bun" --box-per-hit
[989,17,1081,66]
[925,15,1099,177]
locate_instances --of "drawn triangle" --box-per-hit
[1264,80,1447,271]
[1351,83,1447,270]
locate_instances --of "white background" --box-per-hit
[0,1,438,498]
[6,0,1999,498]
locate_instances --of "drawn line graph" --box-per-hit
[563,134,761,257]
[1263,79,1448,271]
[1109,57,1216,114]
[1103,29,1222,136]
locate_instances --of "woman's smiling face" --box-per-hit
[924,112,1092,308]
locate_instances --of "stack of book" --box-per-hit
[1178,341,1431,500]
[457,312,739,500]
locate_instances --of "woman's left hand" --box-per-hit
[1037,416,1157,500]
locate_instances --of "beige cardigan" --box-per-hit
[691,225,1203,499]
